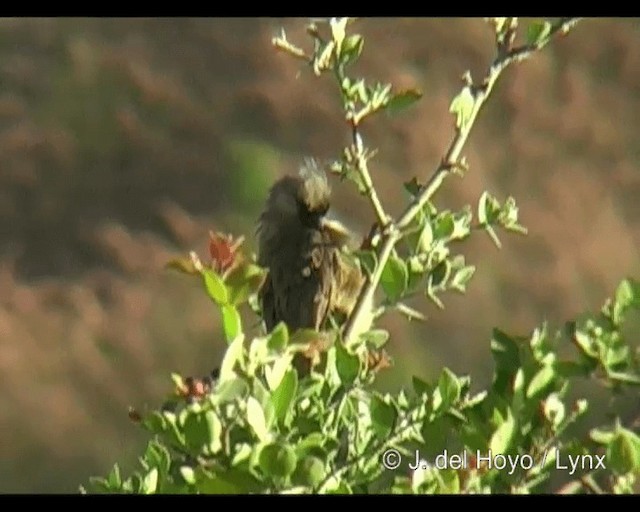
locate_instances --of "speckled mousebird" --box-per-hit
[257,158,365,334]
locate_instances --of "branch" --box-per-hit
[317,409,423,492]
[343,18,581,344]
[350,124,391,228]
[333,61,391,230]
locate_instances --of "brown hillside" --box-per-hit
[0,18,638,492]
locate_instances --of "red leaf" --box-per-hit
[208,230,245,274]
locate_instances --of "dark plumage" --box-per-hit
[257,159,363,333]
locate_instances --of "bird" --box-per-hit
[256,159,365,335]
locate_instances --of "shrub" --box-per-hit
[86,18,640,494]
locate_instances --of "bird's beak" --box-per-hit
[320,217,353,248]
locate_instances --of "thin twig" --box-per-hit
[579,474,605,494]
[350,125,391,228]
[333,61,391,230]
[317,410,423,492]
[343,18,581,344]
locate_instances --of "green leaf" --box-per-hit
[450,264,476,293]
[449,85,474,129]
[360,329,390,348]
[341,34,364,66]
[553,360,589,379]
[335,342,360,385]
[411,458,433,493]
[606,370,640,385]
[571,322,599,359]
[498,196,528,234]
[489,408,516,455]
[574,398,589,416]
[590,427,616,445]
[267,322,289,351]
[265,353,294,390]
[607,278,640,326]
[433,368,461,412]
[178,466,196,486]
[259,443,298,479]
[198,475,240,494]
[355,250,377,277]
[404,177,423,198]
[526,364,555,398]
[428,260,451,290]
[225,262,266,306]
[417,220,433,252]
[142,411,167,435]
[231,444,254,467]
[461,390,487,411]
[412,376,431,396]
[183,411,211,453]
[252,379,275,429]
[437,468,460,494]
[205,410,222,454]
[203,269,228,305]
[344,165,367,194]
[141,468,158,494]
[386,88,423,115]
[249,336,269,366]
[371,82,392,110]
[219,334,245,382]
[487,17,508,35]
[128,474,143,494]
[107,464,122,489]
[491,329,521,377]
[526,20,552,46]
[381,255,409,302]
[370,395,397,438]
[395,302,427,322]
[292,456,326,488]
[93,475,112,493]
[420,418,448,459]
[320,478,353,494]
[246,396,269,442]
[170,372,184,390]
[477,191,501,225]
[450,207,473,240]
[214,376,248,404]
[314,41,335,76]
[221,304,242,343]
[608,427,640,474]
[330,17,348,50]
[542,393,565,427]
[198,468,262,494]
[295,433,327,459]
[433,212,455,240]
[163,413,186,449]
[270,369,298,425]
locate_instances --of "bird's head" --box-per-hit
[261,158,331,230]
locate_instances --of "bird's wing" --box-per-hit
[331,251,364,317]
[306,241,335,330]
[259,273,279,332]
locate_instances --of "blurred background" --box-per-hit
[1,18,639,493]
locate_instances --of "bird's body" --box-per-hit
[257,161,363,334]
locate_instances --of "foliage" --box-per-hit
[86,18,640,494]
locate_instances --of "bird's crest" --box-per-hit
[299,158,330,211]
